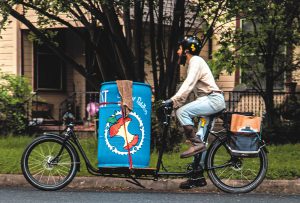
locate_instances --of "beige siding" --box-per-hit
[23,32,33,85]
[213,19,237,51]
[200,40,210,61]
[0,17,21,74]
[292,46,300,87]
[293,69,300,85]
[19,8,85,29]
[212,19,237,91]
[216,72,236,91]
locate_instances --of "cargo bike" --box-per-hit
[21,82,268,193]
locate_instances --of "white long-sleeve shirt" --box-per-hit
[171,56,220,108]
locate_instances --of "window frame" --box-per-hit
[33,31,66,92]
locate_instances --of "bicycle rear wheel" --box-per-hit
[21,136,78,191]
[206,137,268,193]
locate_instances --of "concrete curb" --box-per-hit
[0,174,299,194]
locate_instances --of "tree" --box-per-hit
[210,0,300,126]
[0,0,229,101]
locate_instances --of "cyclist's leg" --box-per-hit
[195,93,226,165]
[176,93,225,126]
[176,96,216,124]
[177,94,225,189]
[177,96,224,158]
[195,116,210,167]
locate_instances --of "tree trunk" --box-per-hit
[123,0,132,48]
[133,0,145,82]
[148,0,159,100]
[157,0,166,99]
[263,88,275,127]
[166,0,185,98]
[101,3,136,80]
[264,53,276,127]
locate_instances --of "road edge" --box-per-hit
[0,174,299,194]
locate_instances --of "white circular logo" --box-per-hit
[104,111,145,155]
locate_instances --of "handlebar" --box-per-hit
[156,105,173,126]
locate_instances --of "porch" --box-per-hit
[25,91,99,134]
[24,90,300,134]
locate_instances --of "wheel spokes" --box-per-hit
[212,144,262,187]
[27,141,73,186]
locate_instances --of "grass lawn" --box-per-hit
[0,135,299,179]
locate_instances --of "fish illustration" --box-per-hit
[109,117,139,150]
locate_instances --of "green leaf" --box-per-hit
[107,116,117,124]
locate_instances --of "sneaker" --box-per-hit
[179,177,207,189]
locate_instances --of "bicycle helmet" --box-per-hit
[178,35,201,55]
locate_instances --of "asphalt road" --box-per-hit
[1,187,300,203]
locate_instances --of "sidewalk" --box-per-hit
[0,174,299,194]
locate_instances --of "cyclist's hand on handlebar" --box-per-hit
[157,99,173,125]
[163,99,173,108]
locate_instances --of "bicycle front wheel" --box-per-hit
[206,138,268,193]
[21,136,78,191]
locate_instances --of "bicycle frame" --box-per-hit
[52,106,225,181]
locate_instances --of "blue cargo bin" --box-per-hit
[98,81,152,168]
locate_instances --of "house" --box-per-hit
[0,8,96,128]
[0,4,299,129]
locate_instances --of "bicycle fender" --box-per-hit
[261,145,269,153]
[38,133,81,171]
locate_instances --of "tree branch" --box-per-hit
[201,0,227,47]
[72,3,90,27]
[18,1,85,39]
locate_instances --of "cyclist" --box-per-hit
[163,35,226,189]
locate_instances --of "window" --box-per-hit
[240,20,285,90]
[240,55,285,90]
[34,31,65,91]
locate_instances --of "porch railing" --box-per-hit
[25,90,299,128]
[24,92,60,126]
[223,91,300,116]
[59,91,99,123]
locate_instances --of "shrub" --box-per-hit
[264,121,300,144]
[0,72,32,135]
[279,94,300,121]
[264,95,300,144]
